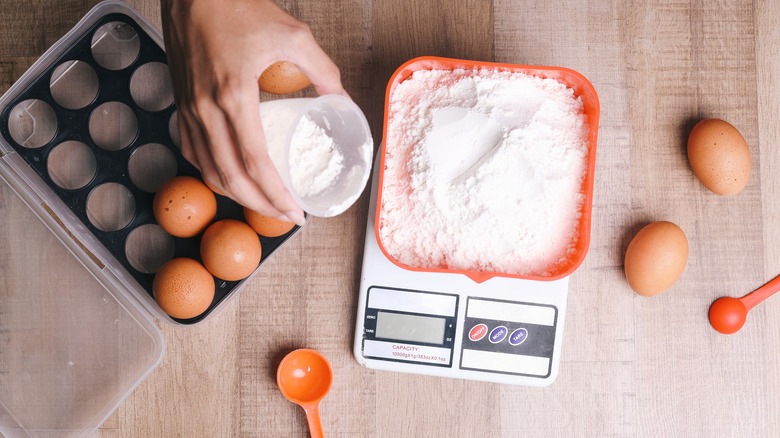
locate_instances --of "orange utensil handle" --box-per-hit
[741,274,780,311]
[305,406,324,438]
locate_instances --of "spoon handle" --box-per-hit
[305,406,324,438]
[741,274,780,311]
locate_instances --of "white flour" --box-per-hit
[289,115,344,197]
[379,68,589,276]
[261,109,345,198]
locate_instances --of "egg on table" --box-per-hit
[258,61,311,95]
[153,257,215,319]
[624,221,689,297]
[687,118,751,196]
[153,175,217,238]
[200,219,263,281]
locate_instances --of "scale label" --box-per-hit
[364,340,451,365]
[459,297,557,378]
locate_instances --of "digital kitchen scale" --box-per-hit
[353,159,570,386]
[351,56,599,387]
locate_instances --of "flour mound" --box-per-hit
[379,68,588,277]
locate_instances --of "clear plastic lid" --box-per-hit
[0,1,167,436]
[0,176,165,437]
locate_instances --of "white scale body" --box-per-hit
[353,161,570,387]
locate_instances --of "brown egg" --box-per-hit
[624,221,688,297]
[687,118,751,196]
[258,61,311,94]
[153,176,217,238]
[153,257,215,319]
[200,219,262,281]
[243,207,296,237]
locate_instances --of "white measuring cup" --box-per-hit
[259,95,373,217]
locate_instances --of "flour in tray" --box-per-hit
[379,68,589,277]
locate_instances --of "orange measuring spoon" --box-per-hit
[276,349,333,438]
[708,274,780,334]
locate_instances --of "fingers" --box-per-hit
[296,54,346,98]
[176,117,200,170]
[228,82,306,224]
[200,108,279,217]
[178,111,219,187]
[282,25,348,98]
[163,0,339,227]
[253,1,346,97]
[181,85,305,225]
[174,63,305,223]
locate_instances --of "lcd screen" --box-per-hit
[375,311,446,344]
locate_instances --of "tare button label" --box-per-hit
[468,323,488,342]
[509,328,529,346]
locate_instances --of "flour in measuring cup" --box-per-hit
[288,115,344,197]
[379,68,589,276]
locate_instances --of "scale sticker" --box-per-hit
[459,297,557,378]
[361,286,458,367]
[363,340,451,365]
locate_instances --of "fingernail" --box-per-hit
[283,210,306,226]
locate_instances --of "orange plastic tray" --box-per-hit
[375,56,600,283]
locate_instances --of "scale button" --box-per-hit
[468,323,488,342]
[489,326,508,344]
[509,328,529,346]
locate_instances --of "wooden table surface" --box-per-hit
[2,0,780,436]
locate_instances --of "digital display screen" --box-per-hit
[375,311,446,345]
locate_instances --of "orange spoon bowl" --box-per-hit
[708,297,747,334]
[277,349,333,438]
[708,274,780,335]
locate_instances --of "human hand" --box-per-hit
[160,0,347,225]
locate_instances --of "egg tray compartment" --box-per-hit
[0,11,301,325]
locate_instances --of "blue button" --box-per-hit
[489,326,508,344]
[509,328,529,346]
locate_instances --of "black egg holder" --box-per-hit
[0,9,300,325]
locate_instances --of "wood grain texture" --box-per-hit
[1,1,779,437]
[757,2,780,437]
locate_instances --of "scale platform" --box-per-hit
[353,161,570,387]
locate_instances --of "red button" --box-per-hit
[469,323,488,341]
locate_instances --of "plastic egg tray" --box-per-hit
[0,1,300,325]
